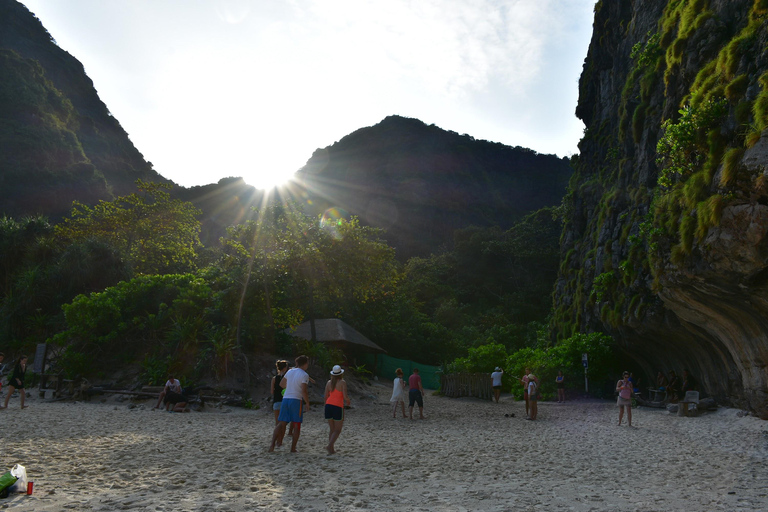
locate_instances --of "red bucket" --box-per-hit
[27,481,33,495]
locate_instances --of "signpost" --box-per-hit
[582,353,589,393]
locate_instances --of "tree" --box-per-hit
[54,180,202,275]
[218,203,400,351]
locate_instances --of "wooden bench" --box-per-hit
[678,390,699,417]
[38,373,75,398]
[647,388,667,403]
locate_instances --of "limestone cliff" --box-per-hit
[554,0,768,418]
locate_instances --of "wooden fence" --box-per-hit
[440,373,492,400]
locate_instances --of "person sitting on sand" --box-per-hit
[155,374,182,409]
[390,368,407,418]
[656,370,668,391]
[164,386,190,412]
[408,368,425,420]
[269,355,311,453]
[527,374,538,420]
[491,367,504,403]
[616,371,633,426]
[324,365,351,455]
[1,355,28,410]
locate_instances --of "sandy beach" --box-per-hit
[1,380,767,512]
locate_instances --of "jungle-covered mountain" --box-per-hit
[295,115,572,259]
[1,0,573,379]
[557,0,768,418]
[2,0,571,258]
[0,0,166,216]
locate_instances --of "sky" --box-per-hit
[21,0,596,190]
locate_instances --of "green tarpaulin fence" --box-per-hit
[363,354,442,390]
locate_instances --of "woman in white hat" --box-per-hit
[324,365,351,455]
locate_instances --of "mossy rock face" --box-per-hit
[552,0,768,418]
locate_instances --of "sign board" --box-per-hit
[33,343,47,373]
[582,352,588,368]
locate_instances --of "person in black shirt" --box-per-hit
[1,355,28,409]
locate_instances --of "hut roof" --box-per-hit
[285,319,386,353]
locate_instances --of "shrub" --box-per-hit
[720,147,745,186]
[504,332,615,400]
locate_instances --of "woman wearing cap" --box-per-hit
[324,365,351,455]
[616,371,633,426]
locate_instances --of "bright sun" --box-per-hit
[248,169,295,191]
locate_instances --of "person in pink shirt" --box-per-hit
[408,368,425,419]
[616,371,633,426]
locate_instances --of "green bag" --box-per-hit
[0,471,17,499]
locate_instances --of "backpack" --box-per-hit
[0,471,17,499]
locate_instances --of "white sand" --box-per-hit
[1,381,767,511]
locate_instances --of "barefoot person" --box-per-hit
[408,368,425,419]
[491,367,504,403]
[527,374,539,420]
[2,355,28,409]
[154,374,182,409]
[519,368,532,418]
[324,365,351,455]
[390,368,407,418]
[269,355,311,452]
[556,370,565,403]
[616,371,633,426]
[271,360,289,425]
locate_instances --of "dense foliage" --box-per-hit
[55,180,202,275]
[446,333,615,399]
[1,183,593,386]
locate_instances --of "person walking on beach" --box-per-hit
[269,355,311,452]
[491,366,504,403]
[390,368,407,418]
[556,370,565,403]
[324,365,351,455]
[271,360,289,425]
[616,371,633,426]
[1,355,28,409]
[527,374,538,420]
[408,368,425,419]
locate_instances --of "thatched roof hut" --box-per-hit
[284,319,385,365]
